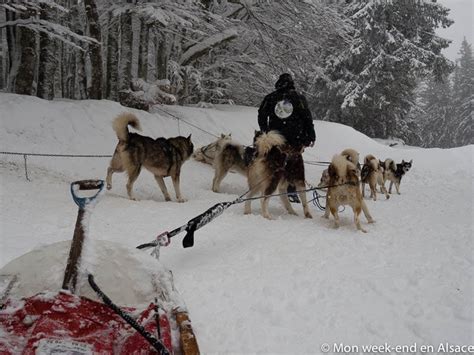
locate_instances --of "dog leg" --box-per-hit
[330,207,340,229]
[261,197,273,220]
[361,200,375,224]
[389,181,393,194]
[296,182,312,219]
[154,175,172,202]
[361,183,366,198]
[171,173,186,203]
[380,184,390,199]
[395,182,401,194]
[126,166,141,201]
[244,186,259,215]
[106,153,124,190]
[278,183,297,216]
[370,182,377,201]
[353,206,367,233]
[106,166,117,190]
[212,166,228,193]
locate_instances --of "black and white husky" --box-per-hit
[382,159,413,194]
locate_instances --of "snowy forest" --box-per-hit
[0,0,471,148]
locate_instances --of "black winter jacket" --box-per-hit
[258,87,316,148]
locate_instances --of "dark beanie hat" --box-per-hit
[275,73,294,90]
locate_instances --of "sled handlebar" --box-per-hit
[70,179,105,209]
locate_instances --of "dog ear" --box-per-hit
[409,159,413,164]
[402,159,405,164]
[229,133,232,137]
[221,133,225,138]
[187,134,192,140]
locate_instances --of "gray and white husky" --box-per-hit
[381,159,413,194]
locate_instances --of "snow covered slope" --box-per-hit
[1,93,472,352]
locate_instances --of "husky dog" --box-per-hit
[318,147,360,191]
[193,134,232,165]
[244,131,312,220]
[361,154,389,201]
[325,155,374,232]
[212,139,256,193]
[382,159,413,194]
[106,113,194,202]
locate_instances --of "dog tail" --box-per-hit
[331,154,357,181]
[384,158,395,171]
[364,154,376,165]
[255,130,286,156]
[340,148,360,165]
[113,112,141,142]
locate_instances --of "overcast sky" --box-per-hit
[436,0,473,61]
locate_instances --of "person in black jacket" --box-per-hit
[258,73,316,149]
[257,73,316,202]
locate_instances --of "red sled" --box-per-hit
[0,180,199,355]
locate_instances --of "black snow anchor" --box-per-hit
[137,193,249,254]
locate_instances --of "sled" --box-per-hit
[0,180,199,355]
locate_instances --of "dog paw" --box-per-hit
[165,196,172,202]
[244,210,251,215]
[263,214,274,220]
[106,184,112,190]
[177,198,187,203]
[360,228,368,233]
[304,212,313,219]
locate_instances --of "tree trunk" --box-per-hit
[84,0,103,99]
[119,7,133,91]
[0,26,4,89]
[155,33,168,80]
[76,49,87,99]
[106,11,119,100]
[37,3,57,100]
[138,19,149,80]
[15,7,38,96]
[5,7,17,91]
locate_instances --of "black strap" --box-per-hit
[87,274,170,355]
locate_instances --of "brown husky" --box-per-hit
[211,138,258,193]
[325,155,374,232]
[361,154,389,201]
[106,113,194,202]
[244,131,312,220]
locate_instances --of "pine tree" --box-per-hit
[314,0,453,141]
[419,76,454,147]
[452,38,473,146]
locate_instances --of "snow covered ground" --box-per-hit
[1,93,473,353]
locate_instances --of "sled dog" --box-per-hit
[325,155,374,232]
[106,113,194,202]
[318,147,360,191]
[361,154,389,200]
[193,134,232,165]
[244,131,312,220]
[211,139,256,193]
[382,159,413,194]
